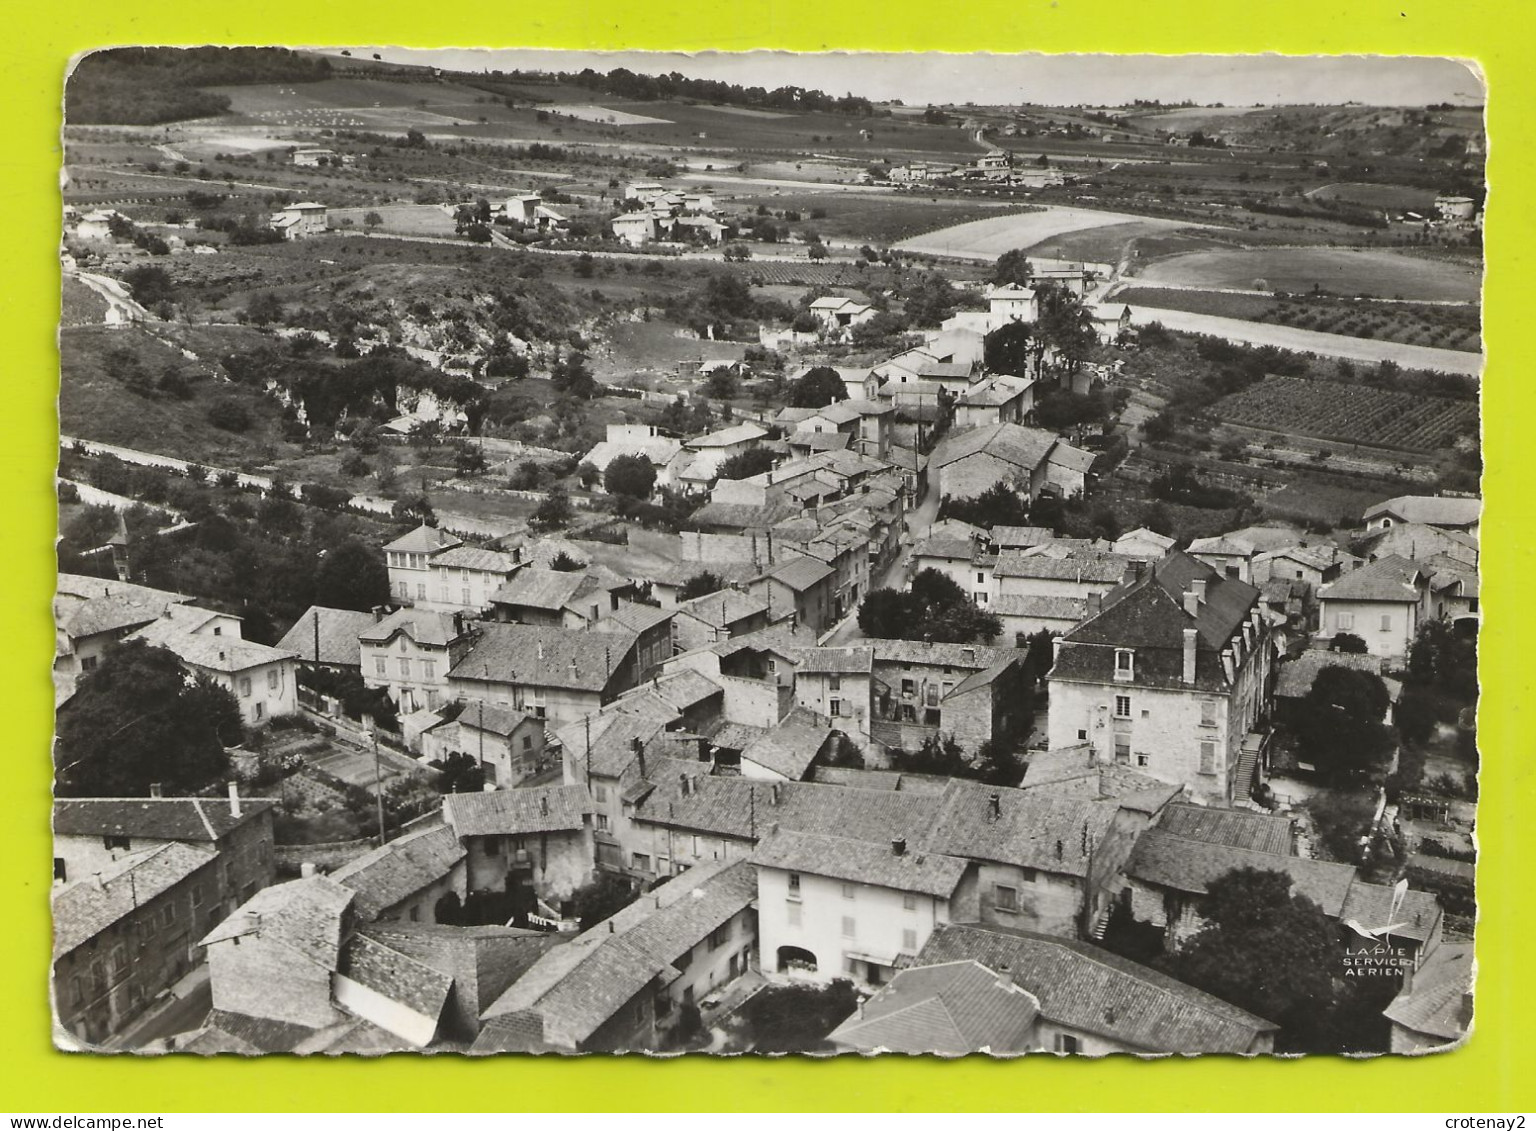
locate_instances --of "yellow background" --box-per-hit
[6,1,1529,1112]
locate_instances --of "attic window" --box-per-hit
[1114,649,1135,681]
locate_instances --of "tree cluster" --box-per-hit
[857,568,1003,644]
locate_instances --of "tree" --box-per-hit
[789,365,848,408]
[430,751,486,794]
[571,872,639,930]
[551,351,597,400]
[1166,867,1348,1053]
[859,568,1001,644]
[207,400,252,433]
[575,460,602,490]
[857,588,921,638]
[940,482,1031,529]
[531,488,572,530]
[1330,632,1369,654]
[1291,666,1396,785]
[314,539,391,612]
[722,243,751,262]
[678,571,725,602]
[716,447,776,480]
[244,291,283,326]
[807,243,829,261]
[993,248,1034,287]
[549,550,585,572]
[56,640,234,797]
[1034,284,1098,372]
[604,453,658,499]
[363,211,383,234]
[983,320,1035,377]
[703,367,739,400]
[454,443,488,477]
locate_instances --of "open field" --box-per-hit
[1258,479,1401,528]
[61,276,113,328]
[735,193,1028,245]
[893,205,1213,260]
[1135,247,1482,301]
[1115,286,1482,353]
[329,204,457,236]
[1213,375,1479,452]
[545,104,673,126]
[1307,182,1440,211]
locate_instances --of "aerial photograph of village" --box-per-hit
[51,47,1481,1058]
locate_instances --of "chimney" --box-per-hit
[987,793,1001,821]
[1055,839,1064,861]
[1127,560,1146,584]
[228,781,242,819]
[608,920,616,934]
[1182,589,1200,616]
[1086,591,1102,619]
[1221,648,1236,684]
[632,736,646,778]
[1182,628,1198,686]
[218,649,227,663]
[892,837,907,856]
[1191,578,1207,605]
[149,783,163,798]
[300,861,317,879]
[537,639,545,661]
[770,782,783,807]
[540,794,550,817]
[90,872,105,891]
[680,773,691,797]
[372,605,386,623]
[482,781,496,792]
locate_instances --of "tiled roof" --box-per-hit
[582,436,682,472]
[53,796,273,843]
[355,922,558,1025]
[927,779,1120,878]
[795,646,873,675]
[190,1010,313,1054]
[1364,495,1481,529]
[752,828,968,898]
[52,841,215,958]
[56,573,191,639]
[1273,650,1389,700]
[917,924,1277,1053]
[606,601,676,635]
[384,524,463,554]
[991,594,1088,622]
[689,500,799,530]
[993,548,1130,582]
[358,607,465,648]
[338,932,455,1021]
[276,606,377,667]
[1317,554,1428,604]
[1047,443,1098,475]
[1051,552,1261,694]
[676,588,770,628]
[555,711,672,778]
[633,762,938,845]
[1123,829,1446,940]
[1155,802,1295,856]
[1358,523,1477,566]
[329,823,466,921]
[448,623,636,693]
[989,525,1055,549]
[912,535,982,561]
[129,620,297,674]
[930,423,1058,473]
[458,701,541,737]
[443,784,593,837]
[868,639,1007,669]
[200,875,355,970]
[828,960,1040,1054]
[687,423,768,449]
[1383,941,1474,1042]
[1187,535,1255,557]
[1114,528,1178,554]
[739,721,833,780]
[754,554,835,592]
[430,545,522,574]
[490,568,600,612]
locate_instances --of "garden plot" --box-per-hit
[545,104,673,126]
[1214,375,1478,452]
[1136,247,1481,302]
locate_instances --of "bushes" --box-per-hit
[207,400,253,433]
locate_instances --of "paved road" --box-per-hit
[822,488,941,647]
[1123,306,1483,376]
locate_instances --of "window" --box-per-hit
[104,835,129,851]
[901,679,916,697]
[191,885,203,908]
[69,976,82,1005]
[1136,753,1150,768]
[841,882,856,900]
[902,893,917,911]
[417,584,427,600]
[462,589,471,606]
[522,736,533,751]
[422,661,436,681]
[1114,649,1134,681]
[787,873,801,899]
[787,902,802,927]
[675,946,692,970]
[1200,700,1219,727]
[1078,729,1088,741]
[1055,1034,1081,1055]
[1114,695,1131,719]
[594,783,608,803]
[1225,566,1240,579]
[977,572,986,584]
[841,916,856,939]
[829,675,841,691]
[1199,742,1217,774]
[977,592,988,604]
[254,703,264,721]
[267,669,279,692]
[1338,612,1355,631]
[1114,737,1130,764]
[829,698,842,717]
[1380,614,1393,632]
[111,946,127,974]
[80,655,98,673]
[709,926,728,951]
[409,906,421,922]
[397,581,409,599]
[630,853,651,872]
[994,884,1018,912]
[1295,570,1304,580]
[53,858,66,883]
[375,657,387,676]
[596,814,610,832]
[238,677,252,697]
[398,658,412,679]
[1019,867,1037,883]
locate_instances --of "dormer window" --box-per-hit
[1114,649,1135,682]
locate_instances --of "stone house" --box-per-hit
[443,784,596,908]
[360,608,477,714]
